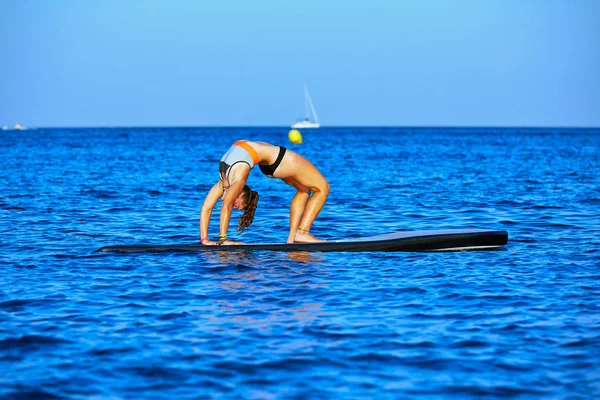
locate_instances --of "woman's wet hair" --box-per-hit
[237,185,259,234]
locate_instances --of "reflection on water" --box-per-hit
[199,258,330,332]
[201,250,323,266]
[202,249,255,265]
[204,299,325,332]
[287,251,323,264]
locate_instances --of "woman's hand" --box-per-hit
[220,178,231,200]
[220,186,229,200]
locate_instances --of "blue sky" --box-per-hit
[1,0,599,127]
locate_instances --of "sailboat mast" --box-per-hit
[304,84,310,120]
[305,85,319,123]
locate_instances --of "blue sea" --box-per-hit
[1,127,599,399]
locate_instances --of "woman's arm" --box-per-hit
[200,181,224,242]
[219,176,248,241]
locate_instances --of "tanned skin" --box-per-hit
[200,141,330,244]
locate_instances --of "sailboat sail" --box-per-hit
[292,84,320,129]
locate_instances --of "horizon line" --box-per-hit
[3,124,600,130]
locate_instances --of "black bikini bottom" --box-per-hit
[259,146,287,176]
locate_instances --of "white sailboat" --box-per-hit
[291,84,320,129]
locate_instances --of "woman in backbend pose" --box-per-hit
[200,140,330,245]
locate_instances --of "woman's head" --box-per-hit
[237,185,259,234]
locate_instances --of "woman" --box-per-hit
[200,140,330,245]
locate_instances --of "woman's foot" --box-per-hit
[294,229,325,243]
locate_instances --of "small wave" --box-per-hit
[0,204,27,211]
[128,365,189,380]
[393,287,427,294]
[104,302,151,309]
[157,311,192,321]
[407,312,468,320]
[581,198,600,205]
[401,356,456,370]
[439,384,547,397]
[560,337,599,348]
[105,207,135,213]
[301,327,360,339]
[4,388,66,400]
[0,299,45,311]
[165,234,193,240]
[536,222,578,229]
[492,361,534,372]
[397,340,437,348]
[81,189,120,199]
[235,264,257,270]
[496,200,524,206]
[450,339,489,349]
[15,264,37,269]
[0,335,72,351]
[258,357,337,371]
[88,346,135,356]
[210,360,258,375]
[349,352,404,363]
[494,324,523,332]
[529,205,566,210]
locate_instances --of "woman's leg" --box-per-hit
[298,184,329,230]
[281,179,329,243]
[276,150,330,243]
[283,177,310,243]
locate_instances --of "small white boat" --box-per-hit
[291,84,320,129]
[13,122,25,130]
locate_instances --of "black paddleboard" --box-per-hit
[96,229,508,253]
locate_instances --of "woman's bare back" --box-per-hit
[245,141,327,188]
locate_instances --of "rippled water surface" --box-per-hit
[1,127,599,399]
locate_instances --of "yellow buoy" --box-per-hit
[288,129,303,144]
